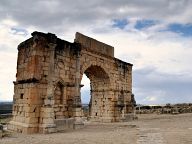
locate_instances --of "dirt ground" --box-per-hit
[1,113,192,144]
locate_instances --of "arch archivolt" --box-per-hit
[80,53,113,81]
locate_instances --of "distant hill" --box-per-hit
[0,102,12,114]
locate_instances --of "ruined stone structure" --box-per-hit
[8,32,134,134]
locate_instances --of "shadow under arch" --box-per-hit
[80,65,111,121]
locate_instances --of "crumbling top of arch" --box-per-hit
[75,32,114,57]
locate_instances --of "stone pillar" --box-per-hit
[40,35,57,133]
[124,93,136,121]
[44,42,56,106]
[73,49,84,129]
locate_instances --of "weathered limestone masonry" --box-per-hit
[8,31,134,134]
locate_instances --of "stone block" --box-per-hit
[25,117,39,124]
[43,118,54,124]
[44,99,54,105]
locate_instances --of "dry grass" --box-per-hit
[0,115,12,125]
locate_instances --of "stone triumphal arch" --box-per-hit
[8,32,135,134]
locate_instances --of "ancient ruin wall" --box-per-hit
[8,32,134,134]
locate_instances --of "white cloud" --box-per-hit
[0,19,28,101]
[0,0,192,104]
[0,51,17,101]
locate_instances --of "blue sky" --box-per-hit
[113,18,192,37]
[0,0,192,104]
[167,23,192,37]
[112,19,128,29]
[134,20,157,30]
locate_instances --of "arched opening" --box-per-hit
[81,74,91,117]
[54,82,63,105]
[53,82,65,119]
[80,65,110,121]
[81,74,91,104]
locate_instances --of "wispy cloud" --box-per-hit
[134,67,192,104]
[0,0,192,104]
[10,27,28,36]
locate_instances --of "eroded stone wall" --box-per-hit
[8,31,134,134]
